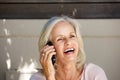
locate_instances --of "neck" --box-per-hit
[55,62,81,80]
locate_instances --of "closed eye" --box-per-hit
[70,34,76,38]
[57,38,64,41]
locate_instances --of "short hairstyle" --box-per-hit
[38,16,86,69]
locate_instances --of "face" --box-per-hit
[50,21,79,64]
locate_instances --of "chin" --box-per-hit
[65,57,76,62]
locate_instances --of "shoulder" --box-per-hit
[30,69,46,80]
[83,63,107,80]
[85,63,104,73]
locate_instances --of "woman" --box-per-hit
[30,16,107,80]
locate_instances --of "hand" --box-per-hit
[40,45,56,80]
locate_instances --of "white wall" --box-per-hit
[0,19,120,80]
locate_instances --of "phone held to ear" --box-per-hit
[46,41,56,65]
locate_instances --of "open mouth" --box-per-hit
[64,48,75,54]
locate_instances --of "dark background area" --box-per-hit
[0,0,120,19]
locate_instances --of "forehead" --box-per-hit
[52,21,75,32]
[50,21,75,39]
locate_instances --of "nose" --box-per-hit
[65,38,71,45]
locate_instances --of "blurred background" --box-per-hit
[0,19,120,80]
[0,0,120,80]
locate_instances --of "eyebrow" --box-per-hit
[55,35,64,39]
[70,32,76,34]
[55,32,76,39]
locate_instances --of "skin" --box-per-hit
[40,21,83,80]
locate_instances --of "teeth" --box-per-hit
[64,48,74,53]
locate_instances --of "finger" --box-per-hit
[47,52,56,61]
[41,45,54,59]
[40,45,49,59]
[40,45,49,54]
[40,47,47,64]
[40,53,44,63]
[40,45,55,65]
[43,48,55,63]
[40,48,44,58]
[43,46,54,53]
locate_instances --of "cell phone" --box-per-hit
[46,41,56,65]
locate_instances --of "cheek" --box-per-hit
[54,44,63,54]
